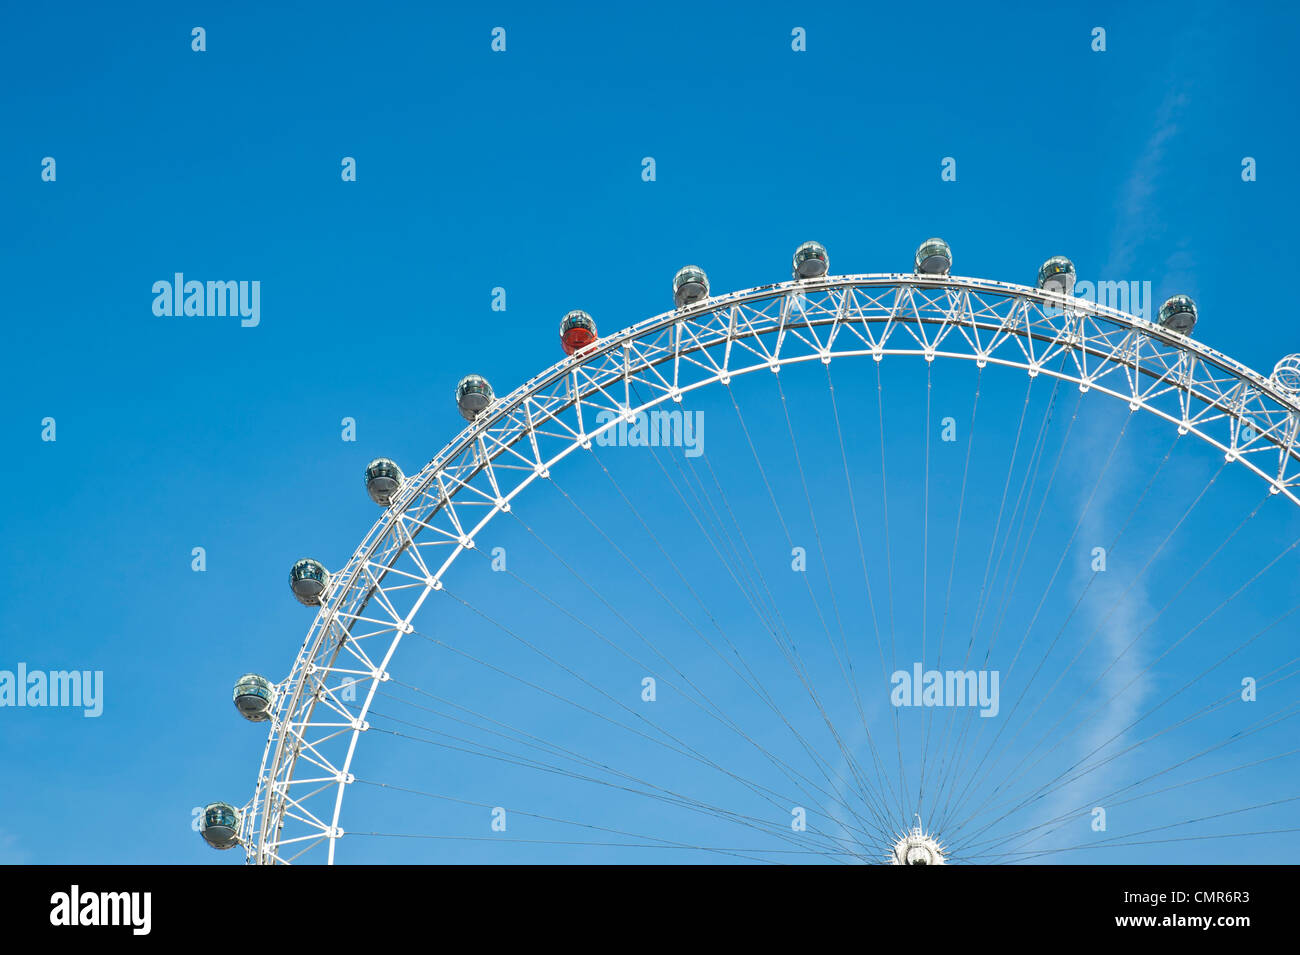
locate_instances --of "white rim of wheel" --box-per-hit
[239,272,1300,864]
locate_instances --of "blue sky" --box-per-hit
[1,2,1297,864]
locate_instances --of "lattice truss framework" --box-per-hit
[239,274,1300,864]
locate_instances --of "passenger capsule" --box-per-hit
[792,241,829,280]
[672,266,710,309]
[199,801,240,850]
[289,558,329,606]
[1271,354,1300,395]
[1157,294,1197,335]
[233,673,275,722]
[559,310,598,356]
[1036,256,1076,295]
[914,238,952,276]
[456,374,494,421]
[364,457,404,506]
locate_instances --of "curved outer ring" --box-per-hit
[240,273,1300,864]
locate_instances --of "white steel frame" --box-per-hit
[239,273,1300,864]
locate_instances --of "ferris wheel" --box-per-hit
[199,238,1300,865]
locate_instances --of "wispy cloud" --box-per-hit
[1031,82,1196,851]
[1101,87,1190,283]
[0,828,32,865]
[1038,454,1154,848]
